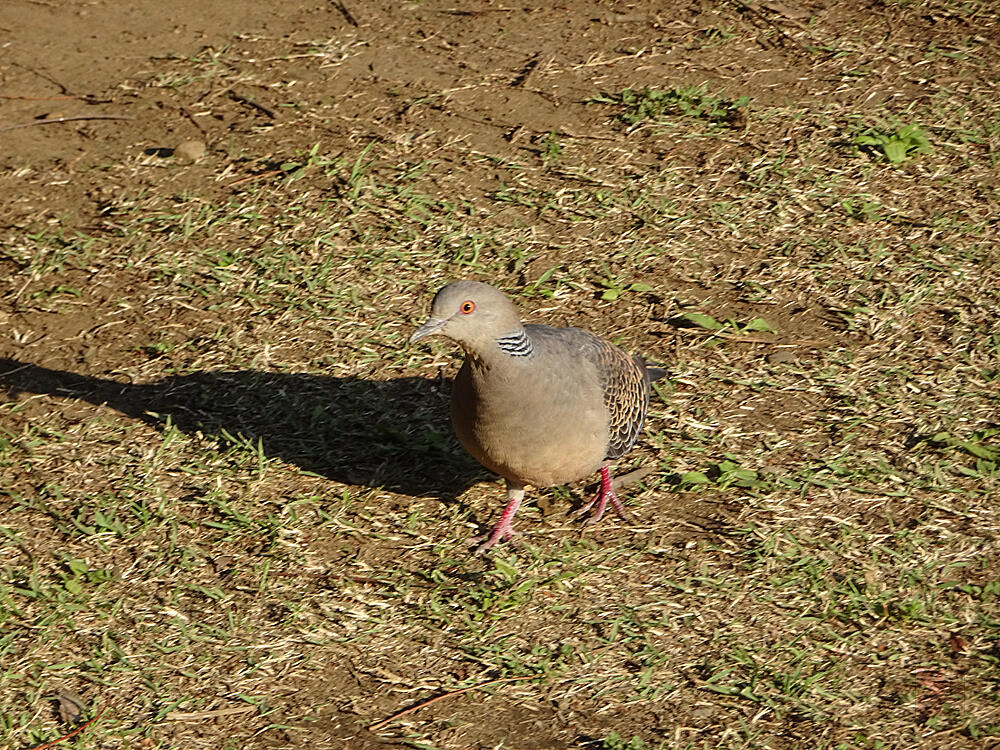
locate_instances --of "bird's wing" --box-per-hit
[572,333,651,461]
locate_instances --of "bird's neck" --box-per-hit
[460,327,534,374]
[494,327,534,358]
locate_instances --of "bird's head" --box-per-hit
[409,280,524,351]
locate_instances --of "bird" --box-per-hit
[409,280,663,553]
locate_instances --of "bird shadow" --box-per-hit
[0,358,486,498]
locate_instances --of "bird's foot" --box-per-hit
[574,466,636,526]
[585,489,635,526]
[469,483,525,554]
[469,522,520,554]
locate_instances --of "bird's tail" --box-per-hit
[632,355,667,383]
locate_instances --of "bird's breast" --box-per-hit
[450,356,609,487]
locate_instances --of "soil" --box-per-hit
[2,1,998,748]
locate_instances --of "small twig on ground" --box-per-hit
[672,328,827,346]
[9,61,75,96]
[226,170,284,188]
[724,0,810,53]
[611,465,657,491]
[25,705,109,750]
[165,704,257,722]
[0,115,133,132]
[437,8,517,14]
[330,0,359,26]
[0,94,80,101]
[511,53,541,88]
[227,89,276,119]
[369,674,538,732]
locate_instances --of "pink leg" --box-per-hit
[575,466,635,526]
[473,483,525,554]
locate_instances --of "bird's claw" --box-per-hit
[575,484,635,526]
[469,525,520,554]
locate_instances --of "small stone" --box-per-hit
[174,140,207,163]
[766,348,798,364]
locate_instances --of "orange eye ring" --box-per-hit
[460,300,476,314]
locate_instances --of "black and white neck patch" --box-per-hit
[495,330,534,357]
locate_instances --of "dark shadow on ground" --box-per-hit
[0,358,486,498]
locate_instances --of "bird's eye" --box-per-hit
[460,300,476,314]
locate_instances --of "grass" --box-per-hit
[596,85,750,129]
[2,1,1000,748]
[852,124,935,164]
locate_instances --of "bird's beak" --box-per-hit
[409,317,446,344]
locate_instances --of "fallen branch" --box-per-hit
[369,674,538,732]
